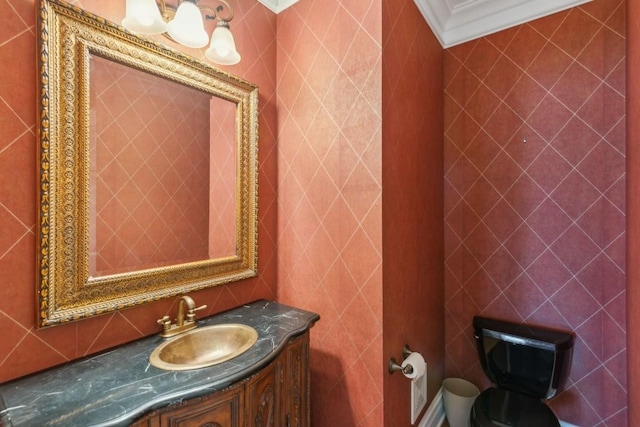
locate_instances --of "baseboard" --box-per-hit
[416,386,580,427]
[417,386,445,427]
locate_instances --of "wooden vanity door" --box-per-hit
[281,333,310,427]
[245,359,281,427]
[157,386,243,427]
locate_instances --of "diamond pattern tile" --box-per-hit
[503,274,547,319]
[583,27,625,80]
[484,103,524,145]
[504,122,544,160]
[525,250,573,297]
[578,196,626,247]
[465,39,502,80]
[526,42,573,90]
[504,25,547,70]
[483,199,522,241]
[464,130,501,171]
[465,269,501,311]
[527,146,573,192]
[552,8,604,58]
[465,84,501,126]
[503,175,547,218]
[578,84,625,137]
[552,171,602,219]
[482,151,522,195]
[504,75,547,120]
[444,1,627,425]
[526,198,573,245]
[551,62,602,111]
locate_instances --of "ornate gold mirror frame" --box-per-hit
[36,0,258,327]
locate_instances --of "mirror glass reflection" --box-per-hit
[88,55,237,277]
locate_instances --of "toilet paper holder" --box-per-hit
[388,344,415,375]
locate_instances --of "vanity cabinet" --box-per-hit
[0,301,319,427]
[245,355,279,426]
[132,332,310,427]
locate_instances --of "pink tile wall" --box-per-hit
[444,1,627,425]
[381,0,445,424]
[626,1,639,426]
[0,0,277,382]
[275,0,384,425]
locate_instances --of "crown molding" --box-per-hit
[413,0,593,48]
[258,0,299,14]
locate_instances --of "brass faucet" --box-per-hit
[157,295,208,338]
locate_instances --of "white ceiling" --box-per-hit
[257,0,299,14]
[259,0,592,48]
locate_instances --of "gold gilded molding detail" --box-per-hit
[36,0,259,327]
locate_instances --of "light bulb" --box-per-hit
[205,23,240,65]
[122,0,167,35]
[167,1,209,48]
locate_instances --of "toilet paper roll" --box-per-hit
[401,352,426,379]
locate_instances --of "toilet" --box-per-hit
[470,316,574,427]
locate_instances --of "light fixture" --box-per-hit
[122,0,241,65]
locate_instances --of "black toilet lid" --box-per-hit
[471,388,560,427]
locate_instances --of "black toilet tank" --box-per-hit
[473,316,574,399]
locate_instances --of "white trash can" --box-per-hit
[442,378,480,427]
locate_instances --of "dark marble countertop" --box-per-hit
[0,300,319,427]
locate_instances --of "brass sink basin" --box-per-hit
[149,324,258,371]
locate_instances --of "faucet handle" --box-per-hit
[186,304,208,322]
[157,315,172,332]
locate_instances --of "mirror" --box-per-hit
[36,0,258,327]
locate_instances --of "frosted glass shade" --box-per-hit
[122,0,168,34]
[167,1,209,48]
[205,24,241,65]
